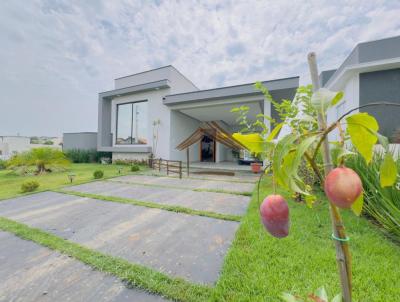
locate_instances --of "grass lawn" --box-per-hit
[0,168,399,301]
[0,163,143,200]
[212,177,400,301]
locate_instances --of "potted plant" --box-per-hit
[250,153,262,173]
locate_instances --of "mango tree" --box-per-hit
[232,53,398,302]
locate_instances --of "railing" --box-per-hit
[149,158,183,179]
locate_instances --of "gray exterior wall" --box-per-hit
[359,68,400,140]
[63,132,98,151]
[326,36,400,88]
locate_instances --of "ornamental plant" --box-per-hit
[232,53,398,302]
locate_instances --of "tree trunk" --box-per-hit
[307,52,352,302]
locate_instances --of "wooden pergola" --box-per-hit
[176,121,247,175]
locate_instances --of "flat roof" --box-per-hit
[325,35,400,88]
[163,76,299,105]
[99,79,170,99]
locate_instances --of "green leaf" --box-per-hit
[380,153,397,187]
[330,91,344,107]
[346,113,379,163]
[376,132,389,150]
[232,133,264,154]
[273,134,299,187]
[315,287,328,301]
[267,123,284,141]
[331,294,342,302]
[351,192,364,216]
[311,88,343,113]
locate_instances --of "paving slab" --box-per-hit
[110,174,255,193]
[142,170,259,183]
[68,181,250,216]
[0,192,239,284]
[0,231,167,302]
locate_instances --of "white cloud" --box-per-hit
[0,0,399,136]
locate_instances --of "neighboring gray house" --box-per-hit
[97,65,299,162]
[323,35,400,141]
[63,132,98,151]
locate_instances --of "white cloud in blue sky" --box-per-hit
[1,0,400,136]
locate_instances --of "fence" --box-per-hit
[149,158,183,179]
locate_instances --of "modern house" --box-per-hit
[62,35,400,164]
[97,66,299,162]
[323,35,400,141]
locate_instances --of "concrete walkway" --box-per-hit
[68,181,250,216]
[109,174,255,193]
[0,231,166,302]
[0,173,255,300]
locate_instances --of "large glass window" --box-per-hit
[116,101,148,145]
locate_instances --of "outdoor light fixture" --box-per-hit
[68,174,76,183]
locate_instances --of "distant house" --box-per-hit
[0,136,30,160]
[96,66,298,162]
[322,36,400,141]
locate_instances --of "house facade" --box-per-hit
[97,66,298,162]
[323,36,400,141]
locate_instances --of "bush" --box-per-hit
[93,170,104,179]
[0,159,7,170]
[64,149,111,163]
[21,180,40,193]
[131,164,140,172]
[346,151,400,242]
[113,159,147,165]
[8,147,69,174]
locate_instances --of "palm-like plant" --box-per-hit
[8,147,70,174]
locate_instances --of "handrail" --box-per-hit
[149,158,182,179]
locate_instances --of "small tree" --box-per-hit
[232,53,398,302]
[8,147,70,174]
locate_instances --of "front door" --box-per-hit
[200,135,215,162]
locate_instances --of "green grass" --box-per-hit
[0,217,211,302]
[0,163,144,200]
[112,179,253,196]
[211,177,400,301]
[1,168,399,301]
[55,189,241,222]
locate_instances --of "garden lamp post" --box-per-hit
[67,174,76,183]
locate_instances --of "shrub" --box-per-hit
[8,147,70,174]
[21,180,40,193]
[346,151,400,242]
[131,164,140,172]
[0,159,7,170]
[113,159,147,165]
[93,170,104,179]
[64,149,111,163]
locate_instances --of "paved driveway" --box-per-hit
[0,173,255,301]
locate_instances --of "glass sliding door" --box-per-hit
[116,101,148,145]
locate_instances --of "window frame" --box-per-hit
[115,100,148,145]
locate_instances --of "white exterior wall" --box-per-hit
[327,73,359,141]
[110,89,172,159]
[0,137,30,159]
[169,110,200,161]
[216,143,234,162]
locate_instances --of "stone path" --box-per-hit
[109,174,255,193]
[0,173,256,300]
[68,181,250,216]
[0,231,166,302]
[0,191,239,284]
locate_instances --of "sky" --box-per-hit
[1,0,400,137]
